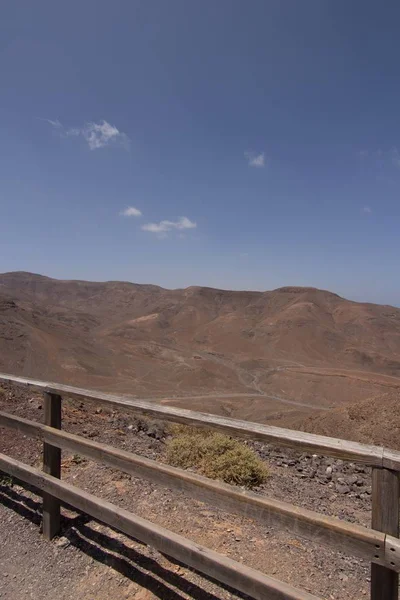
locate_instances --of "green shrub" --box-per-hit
[166,429,268,489]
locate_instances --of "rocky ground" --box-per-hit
[0,382,385,600]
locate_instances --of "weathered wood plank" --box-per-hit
[0,452,321,600]
[385,536,400,573]
[383,449,400,472]
[0,373,387,468]
[371,468,400,600]
[0,410,390,568]
[42,392,62,540]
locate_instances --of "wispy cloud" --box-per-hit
[66,127,81,137]
[142,216,197,236]
[38,117,63,129]
[120,206,142,217]
[41,118,129,150]
[245,151,265,168]
[363,206,372,214]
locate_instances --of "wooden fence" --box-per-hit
[0,373,399,600]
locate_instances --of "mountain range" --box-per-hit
[1,271,400,442]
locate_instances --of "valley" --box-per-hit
[1,271,400,446]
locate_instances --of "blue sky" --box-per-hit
[1,1,400,305]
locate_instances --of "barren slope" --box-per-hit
[1,272,400,423]
[295,390,400,449]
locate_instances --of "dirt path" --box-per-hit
[153,351,330,412]
[284,366,400,389]
[157,391,329,411]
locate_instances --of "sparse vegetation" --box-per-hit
[166,426,268,488]
[0,472,14,487]
[71,454,86,465]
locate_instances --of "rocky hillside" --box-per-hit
[1,271,400,426]
[296,390,400,450]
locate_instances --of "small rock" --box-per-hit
[336,483,351,494]
[355,465,367,473]
[346,474,358,485]
[55,536,70,549]
[28,398,42,410]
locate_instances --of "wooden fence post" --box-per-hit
[371,467,400,600]
[42,392,62,540]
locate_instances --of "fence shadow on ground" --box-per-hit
[0,484,248,600]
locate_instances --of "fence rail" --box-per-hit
[0,372,399,600]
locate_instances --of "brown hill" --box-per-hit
[1,271,400,426]
[296,390,400,450]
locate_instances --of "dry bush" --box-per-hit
[168,423,212,437]
[166,428,268,489]
[201,445,268,487]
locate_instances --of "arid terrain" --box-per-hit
[0,382,377,599]
[1,274,400,599]
[1,271,400,444]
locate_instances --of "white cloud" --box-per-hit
[363,206,372,214]
[81,120,128,150]
[42,118,129,150]
[245,151,265,168]
[142,216,197,235]
[120,206,142,217]
[174,216,197,229]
